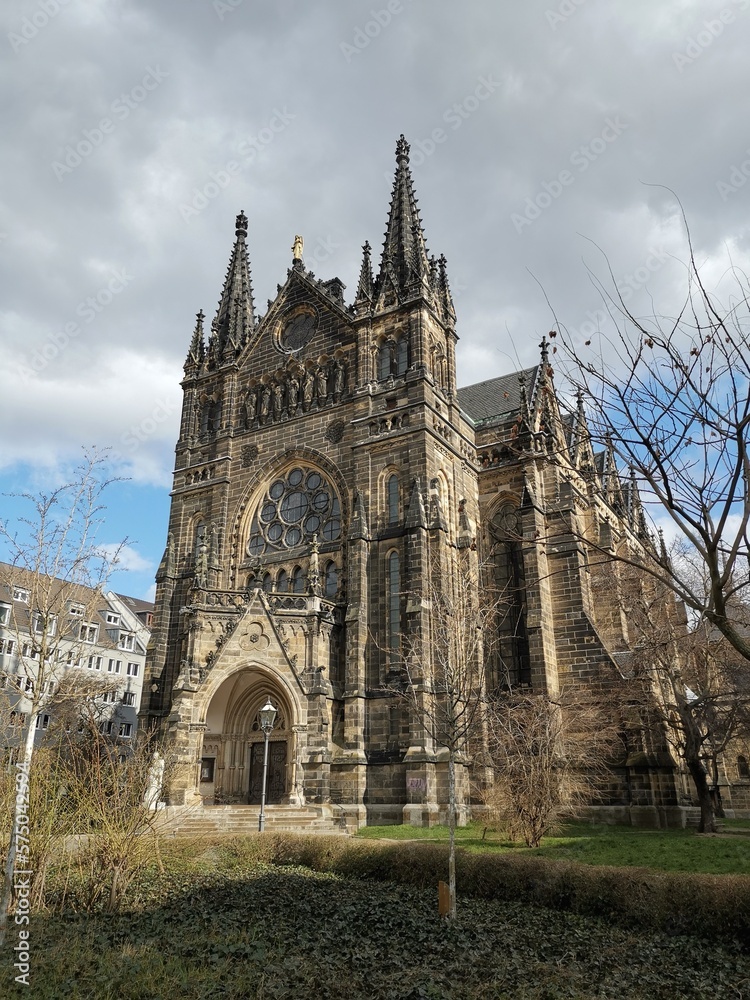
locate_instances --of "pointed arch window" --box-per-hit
[738,755,750,780]
[262,572,273,593]
[378,342,393,380]
[292,566,305,594]
[324,561,338,599]
[277,569,288,592]
[489,505,531,690]
[387,551,401,666]
[396,337,408,376]
[387,474,400,525]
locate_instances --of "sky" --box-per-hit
[1,0,749,601]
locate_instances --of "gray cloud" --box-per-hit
[2,0,749,484]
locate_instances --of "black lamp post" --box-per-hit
[258,698,277,832]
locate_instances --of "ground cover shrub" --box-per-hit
[242,833,750,948]
[4,860,750,999]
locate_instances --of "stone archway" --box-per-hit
[200,670,294,806]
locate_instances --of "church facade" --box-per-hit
[141,137,683,829]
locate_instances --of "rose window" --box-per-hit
[246,467,341,556]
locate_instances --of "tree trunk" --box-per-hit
[448,750,456,920]
[0,714,37,947]
[687,758,716,833]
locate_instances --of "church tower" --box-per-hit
[142,137,479,827]
[143,137,681,830]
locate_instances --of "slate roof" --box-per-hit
[457,365,539,425]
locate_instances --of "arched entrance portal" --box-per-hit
[201,670,294,806]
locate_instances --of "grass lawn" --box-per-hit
[356,819,750,874]
[2,842,749,1000]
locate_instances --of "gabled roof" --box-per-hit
[457,365,539,425]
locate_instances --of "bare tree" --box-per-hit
[0,450,125,944]
[483,688,620,847]
[616,559,750,833]
[385,549,499,920]
[549,215,750,662]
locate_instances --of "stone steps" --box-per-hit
[155,805,348,837]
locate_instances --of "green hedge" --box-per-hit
[227,833,750,947]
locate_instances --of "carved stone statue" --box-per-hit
[302,369,314,410]
[195,541,209,588]
[259,384,271,423]
[308,533,321,595]
[272,381,283,421]
[314,366,327,404]
[332,359,345,398]
[245,388,257,426]
[143,751,165,809]
[292,234,304,260]
[287,374,299,412]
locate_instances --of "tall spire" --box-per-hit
[375,136,432,304]
[212,211,256,360]
[354,241,374,315]
[437,254,456,325]
[184,309,205,372]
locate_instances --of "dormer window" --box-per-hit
[13,587,29,603]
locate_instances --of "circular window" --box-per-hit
[260,502,276,523]
[304,515,321,535]
[267,522,283,542]
[247,466,343,553]
[285,527,302,547]
[281,491,308,523]
[312,491,329,512]
[247,536,265,556]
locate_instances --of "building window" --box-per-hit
[387,551,401,665]
[122,692,136,707]
[0,639,15,656]
[396,337,408,376]
[488,505,531,691]
[13,588,29,603]
[118,633,135,651]
[200,757,215,783]
[99,720,114,735]
[68,602,84,617]
[387,474,400,525]
[378,338,408,379]
[262,572,273,593]
[127,662,139,677]
[246,466,342,557]
[106,613,121,626]
[738,755,750,780]
[119,723,133,738]
[324,561,338,599]
[79,623,99,643]
[32,613,57,637]
[292,566,305,593]
[21,644,39,661]
[88,655,103,671]
[0,604,10,626]
[277,569,289,592]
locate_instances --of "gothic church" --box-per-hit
[142,136,679,829]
